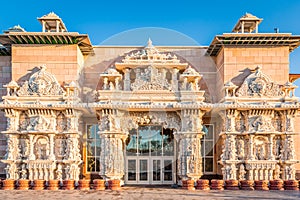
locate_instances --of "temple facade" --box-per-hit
[0,12,300,185]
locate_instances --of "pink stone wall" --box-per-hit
[223,46,289,85]
[11,44,81,84]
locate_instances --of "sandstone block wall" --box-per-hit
[11,44,82,84]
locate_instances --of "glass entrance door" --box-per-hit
[125,126,174,184]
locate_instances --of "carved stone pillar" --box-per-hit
[268,169,273,180]
[49,134,55,160]
[181,77,188,90]
[248,169,253,180]
[103,77,109,90]
[194,77,199,91]
[231,164,237,180]
[171,68,179,91]
[286,110,296,132]
[268,135,275,160]
[123,68,131,91]
[226,109,237,132]
[254,169,258,180]
[5,134,19,161]
[28,135,35,160]
[228,135,237,160]
[264,169,268,180]
[176,109,204,180]
[65,109,80,132]
[115,77,120,90]
[283,135,295,161]
[49,162,56,180]
[28,167,33,181]
[64,134,82,181]
[249,135,254,160]
[5,109,19,131]
[44,166,49,181]
[176,133,203,180]
[99,133,127,180]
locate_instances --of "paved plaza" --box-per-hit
[0,186,299,200]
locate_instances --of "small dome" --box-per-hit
[69,81,77,88]
[7,80,19,87]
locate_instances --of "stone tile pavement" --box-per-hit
[0,186,300,200]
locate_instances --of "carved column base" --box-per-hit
[254,180,269,190]
[93,179,106,190]
[108,179,121,190]
[225,180,239,190]
[240,180,254,190]
[47,180,60,190]
[2,179,15,190]
[63,180,75,190]
[78,179,90,190]
[284,180,299,190]
[18,179,30,190]
[269,180,284,190]
[33,180,45,190]
[196,179,210,190]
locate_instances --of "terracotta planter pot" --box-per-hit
[78,179,90,190]
[284,180,299,191]
[33,180,45,190]
[93,179,105,191]
[269,180,284,190]
[254,180,269,191]
[186,180,195,190]
[210,179,224,190]
[196,179,210,190]
[108,179,120,190]
[63,180,75,190]
[2,179,15,190]
[18,179,30,190]
[225,180,239,190]
[240,180,254,190]
[48,180,60,190]
[182,180,188,189]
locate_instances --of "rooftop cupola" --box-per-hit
[232,13,263,33]
[3,25,26,34]
[37,12,67,32]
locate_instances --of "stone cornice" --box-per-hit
[214,102,300,110]
[91,102,212,111]
[0,101,86,110]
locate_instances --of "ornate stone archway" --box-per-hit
[92,41,212,182]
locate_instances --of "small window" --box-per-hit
[86,124,100,173]
[201,124,214,173]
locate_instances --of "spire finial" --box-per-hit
[147,38,153,47]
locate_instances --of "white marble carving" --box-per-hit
[17,65,64,96]
[236,66,284,97]
[131,66,171,91]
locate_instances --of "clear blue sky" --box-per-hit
[1,0,300,96]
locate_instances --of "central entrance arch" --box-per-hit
[94,42,211,184]
[125,126,175,184]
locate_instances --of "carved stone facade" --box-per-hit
[0,13,300,186]
[220,67,298,181]
[1,65,82,182]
